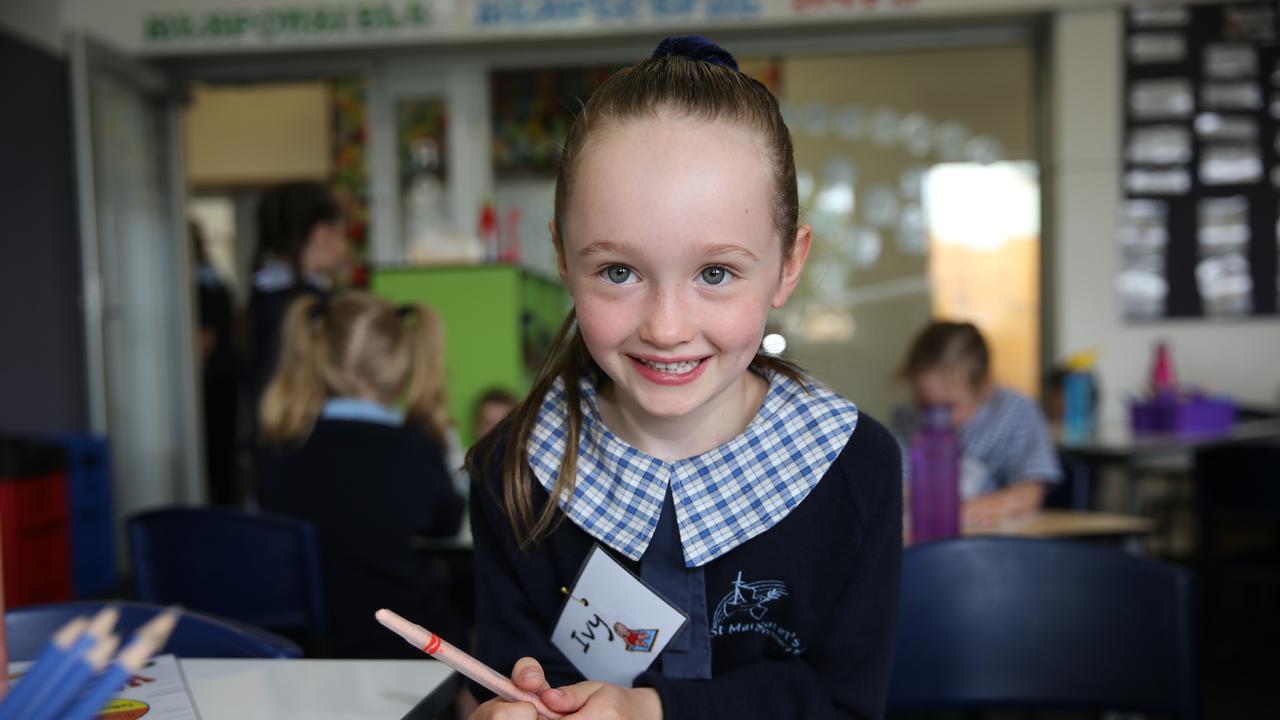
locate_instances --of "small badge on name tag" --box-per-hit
[551,545,687,686]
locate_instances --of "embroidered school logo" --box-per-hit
[613,622,659,652]
[710,571,804,655]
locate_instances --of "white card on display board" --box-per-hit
[551,545,688,687]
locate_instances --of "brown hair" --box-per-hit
[260,292,449,447]
[468,51,806,549]
[253,181,341,277]
[899,320,991,392]
[472,387,519,428]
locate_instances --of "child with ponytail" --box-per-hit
[258,291,465,659]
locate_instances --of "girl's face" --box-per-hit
[556,114,810,427]
[302,220,350,277]
[912,368,988,426]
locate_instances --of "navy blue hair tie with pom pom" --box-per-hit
[652,36,739,72]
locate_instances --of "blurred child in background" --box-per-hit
[246,182,350,414]
[893,320,1062,526]
[472,388,517,443]
[444,388,519,499]
[192,220,241,506]
[256,291,464,658]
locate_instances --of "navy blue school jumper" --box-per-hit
[471,373,903,720]
[258,400,465,659]
[245,269,327,412]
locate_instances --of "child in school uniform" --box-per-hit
[246,181,350,417]
[466,37,902,720]
[892,320,1063,527]
[256,291,465,659]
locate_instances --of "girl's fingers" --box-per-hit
[511,657,551,694]
[470,698,539,720]
[540,681,604,713]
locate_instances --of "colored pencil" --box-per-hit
[375,608,561,720]
[0,605,118,720]
[61,607,181,720]
[0,617,88,720]
[26,633,120,720]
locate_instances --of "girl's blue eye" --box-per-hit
[700,266,729,285]
[604,265,633,284]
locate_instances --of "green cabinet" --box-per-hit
[371,264,569,447]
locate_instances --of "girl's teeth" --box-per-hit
[642,359,700,374]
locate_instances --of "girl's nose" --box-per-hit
[638,288,695,348]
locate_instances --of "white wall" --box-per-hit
[0,0,64,54]
[1052,8,1280,422]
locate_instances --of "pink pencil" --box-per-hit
[375,609,562,720]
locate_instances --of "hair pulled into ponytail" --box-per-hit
[260,292,451,447]
[260,295,330,444]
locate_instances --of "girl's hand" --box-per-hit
[540,681,662,720]
[961,481,1047,528]
[467,657,554,720]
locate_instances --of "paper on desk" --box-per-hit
[90,654,198,720]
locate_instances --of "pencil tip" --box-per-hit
[87,634,121,667]
[87,605,121,638]
[54,616,91,646]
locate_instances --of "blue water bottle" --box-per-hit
[1063,373,1094,443]
[1062,350,1098,444]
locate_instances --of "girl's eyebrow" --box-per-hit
[577,240,759,261]
[702,243,759,261]
[578,240,629,257]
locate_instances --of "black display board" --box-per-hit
[1121,2,1279,320]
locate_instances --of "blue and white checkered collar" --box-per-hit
[528,370,859,567]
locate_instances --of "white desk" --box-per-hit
[180,658,456,720]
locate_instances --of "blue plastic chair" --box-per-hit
[1195,442,1280,578]
[128,507,328,655]
[6,600,301,659]
[888,537,1199,719]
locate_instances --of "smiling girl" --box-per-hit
[466,37,902,720]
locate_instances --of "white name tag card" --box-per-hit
[551,545,687,687]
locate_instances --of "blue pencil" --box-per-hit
[24,633,120,720]
[0,606,118,720]
[62,608,181,720]
[0,617,89,720]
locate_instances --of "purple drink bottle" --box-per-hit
[909,405,961,544]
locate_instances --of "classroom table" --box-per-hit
[964,509,1154,540]
[180,658,457,720]
[1055,417,1280,511]
[1057,417,1280,461]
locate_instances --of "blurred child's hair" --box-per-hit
[899,321,991,391]
[260,292,448,446]
[253,181,341,276]
[473,387,518,419]
[468,48,806,549]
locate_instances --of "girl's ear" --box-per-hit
[549,220,569,284]
[771,224,813,308]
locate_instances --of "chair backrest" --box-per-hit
[888,537,1198,719]
[5,600,301,660]
[1194,442,1280,523]
[128,507,327,651]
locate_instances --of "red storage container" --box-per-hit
[0,438,73,607]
